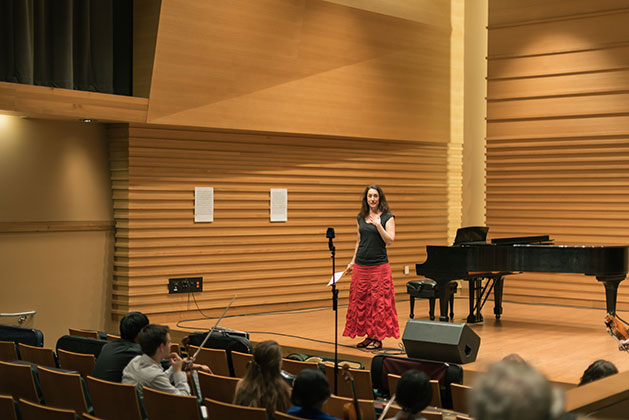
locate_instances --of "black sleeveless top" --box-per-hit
[355,212,394,266]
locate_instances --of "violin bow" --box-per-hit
[377,395,396,420]
[188,295,237,364]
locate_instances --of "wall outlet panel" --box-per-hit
[168,277,203,294]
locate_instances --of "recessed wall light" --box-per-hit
[81,118,95,123]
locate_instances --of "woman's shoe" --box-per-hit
[356,337,373,348]
[366,339,382,350]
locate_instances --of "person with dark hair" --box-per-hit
[578,359,618,386]
[287,369,340,420]
[233,340,291,418]
[343,185,399,350]
[92,311,149,382]
[122,324,208,396]
[385,369,432,420]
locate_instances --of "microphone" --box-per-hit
[326,227,335,251]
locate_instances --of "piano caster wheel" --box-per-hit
[495,314,501,320]
[409,313,414,319]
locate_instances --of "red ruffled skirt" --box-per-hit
[343,263,400,340]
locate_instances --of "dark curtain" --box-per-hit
[0,0,132,95]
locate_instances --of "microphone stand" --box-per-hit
[327,228,339,395]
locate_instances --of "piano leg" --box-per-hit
[437,284,450,322]
[467,277,484,323]
[599,275,626,314]
[409,296,415,319]
[493,276,504,319]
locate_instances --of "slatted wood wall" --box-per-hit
[108,124,449,322]
[487,0,629,309]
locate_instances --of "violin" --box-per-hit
[341,364,363,420]
[604,313,629,352]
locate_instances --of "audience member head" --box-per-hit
[233,340,291,413]
[120,312,149,342]
[470,360,556,420]
[395,369,432,416]
[138,324,170,357]
[578,359,618,386]
[502,353,527,365]
[291,369,331,409]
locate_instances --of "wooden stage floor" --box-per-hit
[169,296,629,389]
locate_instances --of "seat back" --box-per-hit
[0,324,44,347]
[105,334,120,341]
[17,343,57,367]
[450,383,470,414]
[189,345,230,377]
[0,360,40,402]
[86,375,143,420]
[0,394,18,420]
[204,397,267,420]
[322,394,376,420]
[324,364,374,400]
[274,412,303,419]
[82,414,106,420]
[37,366,90,414]
[56,335,107,359]
[422,409,444,420]
[230,350,252,377]
[281,358,318,376]
[143,386,201,420]
[0,340,18,361]
[69,329,99,339]
[18,398,76,420]
[57,348,96,379]
[197,371,239,403]
[387,373,442,408]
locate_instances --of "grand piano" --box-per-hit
[415,227,629,322]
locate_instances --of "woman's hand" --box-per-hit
[367,214,381,226]
[346,261,354,273]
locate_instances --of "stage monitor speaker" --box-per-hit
[402,319,480,364]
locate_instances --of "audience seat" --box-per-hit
[204,397,267,420]
[388,373,441,408]
[281,358,318,376]
[450,383,470,414]
[105,334,120,341]
[82,413,106,420]
[0,360,41,403]
[0,394,19,420]
[19,398,77,420]
[17,343,57,367]
[86,376,143,420]
[0,340,18,362]
[274,412,304,419]
[143,386,202,420]
[324,364,374,400]
[197,371,239,403]
[57,348,96,379]
[421,410,444,420]
[37,365,91,415]
[69,329,99,339]
[322,395,376,420]
[188,345,230,377]
[231,350,253,377]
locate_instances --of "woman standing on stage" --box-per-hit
[343,185,400,350]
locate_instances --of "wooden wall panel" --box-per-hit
[146,0,451,141]
[487,1,629,310]
[109,124,449,322]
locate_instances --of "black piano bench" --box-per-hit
[406,280,458,321]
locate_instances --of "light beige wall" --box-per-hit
[462,0,488,227]
[0,116,114,345]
